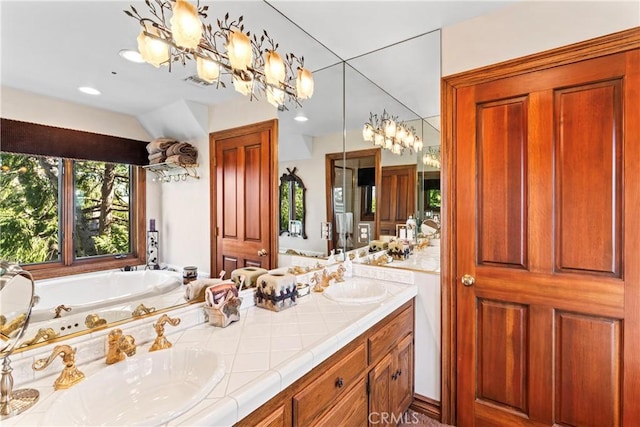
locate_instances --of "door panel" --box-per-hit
[455,50,639,426]
[379,165,416,236]
[555,81,622,276]
[477,300,528,414]
[555,312,621,427]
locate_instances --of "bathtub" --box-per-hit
[30,269,182,323]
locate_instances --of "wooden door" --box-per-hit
[379,164,416,236]
[453,47,639,426]
[210,120,277,277]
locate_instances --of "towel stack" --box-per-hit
[146,138,198,165]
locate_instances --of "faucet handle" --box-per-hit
[149,314,181,352]
[106,329,137,364]
[33,345,85,390]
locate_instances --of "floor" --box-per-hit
[399,410,455,426]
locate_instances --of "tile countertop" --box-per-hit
[6,276,416,427]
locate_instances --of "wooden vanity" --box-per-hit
[236,300,414,427]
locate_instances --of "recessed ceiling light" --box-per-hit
[119,49,145,63]
[294,111,308,122]
[78,86,101,95]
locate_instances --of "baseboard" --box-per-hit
[410,393,441,421]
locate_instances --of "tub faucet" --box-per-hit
[149,314,181,352]
[106,329,137,365]
[131,303,156,318]
[32,345,85,390]
[54,304,71,318]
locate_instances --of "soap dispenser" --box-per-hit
[327,249,336,264]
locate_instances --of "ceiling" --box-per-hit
[0,1,516,139]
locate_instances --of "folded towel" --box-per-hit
[146,138,177,154]
[166,142,198,158]
[166,154,197,165]
[148,151,167,164]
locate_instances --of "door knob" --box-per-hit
[461,274,475,287]
[257,249,268,257]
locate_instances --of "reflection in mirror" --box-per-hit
[279,167,307,239]
[0,261,39,418]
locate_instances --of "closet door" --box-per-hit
[379,164,416,236]
[455,49,639,426]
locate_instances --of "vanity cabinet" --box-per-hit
[235,300,415,427]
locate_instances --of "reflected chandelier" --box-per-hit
[125,0,314,107]
[422,145,441,169]
[362,111,424,155]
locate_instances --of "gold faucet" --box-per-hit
[85,314,107,329]
[106,329,136,364]
[32,345,85,390]
[19,327,59,347]
[149,314,181,352]
[330,265,346,283]
[131,303,156,318]
[54,304,71,318]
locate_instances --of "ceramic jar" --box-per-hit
[255,272,297,312]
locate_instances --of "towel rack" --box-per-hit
[143,162,200,183]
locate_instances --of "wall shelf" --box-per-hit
[143,162,200,183]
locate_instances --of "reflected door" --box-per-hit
[211,120,277,276]
[455,50,639,426]
[379,165,416,236]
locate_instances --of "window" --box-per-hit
[0,153,145,279]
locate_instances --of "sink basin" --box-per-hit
[43,348,225,426]
[323,278,388,304]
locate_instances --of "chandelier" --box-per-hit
[362,110,424,155]
[124,0,314,108]
[422,145,441,169]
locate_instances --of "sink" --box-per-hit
[323,278,388,304]
[43,348,225,426]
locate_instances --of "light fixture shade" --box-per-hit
[137,24,170,67]
[385,138,393,149]
[404,132,415,147]
[363,124,375,142]
[374,134,385,146]
[296,68,314,99]
[232,73,254,96]
[264,51,286,85]
[414,136,424,151]
[384,119,396,138]
[196,56,220,83]
[266,86,285,107]
[169,0,202,49]
[227,29,253,71]
[396,126,407,141]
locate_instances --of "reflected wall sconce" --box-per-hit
[362,110,423,155]
[422,145,441,169]
[125,0,314,108]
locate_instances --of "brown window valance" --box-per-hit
[0,118,148,165]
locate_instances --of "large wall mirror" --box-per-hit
[1,0,440,350]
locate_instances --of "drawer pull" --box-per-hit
[397,369,402,377]
[392,372,397,381]
[335,377,344,388]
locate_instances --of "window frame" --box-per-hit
[23,158,146,280]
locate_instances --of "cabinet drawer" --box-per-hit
[368,305,413,364]
[293,342,366,427]
[311,377,367,427]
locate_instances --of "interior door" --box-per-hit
[210,120,277,277]
[456,50,639,426]
[379,164,416,236]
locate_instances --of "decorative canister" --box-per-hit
[231,267,268,289]
[183,266,198,285]
[388,241,411,260]
[205,281,238,306]
[255,273,297,312]
[369,240,388,252]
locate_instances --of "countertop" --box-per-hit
[6,276,417,426]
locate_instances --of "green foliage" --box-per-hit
[0,154,60,264]
[0,154,131,264]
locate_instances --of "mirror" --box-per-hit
[1,1,441,350]
[0,262,34,355]
[279,167,307,239]
[0,261,39,418]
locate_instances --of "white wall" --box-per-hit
[0,87,150,140]
[442,0,640,76]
